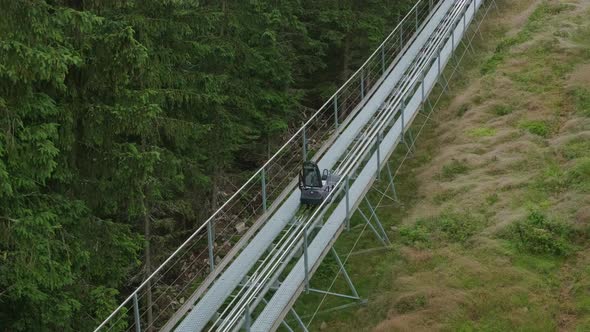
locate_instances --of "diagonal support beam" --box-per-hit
[357,208,388,247]
[331,248,360,300]
[386,162,400,202]
[365,197,391,245]
[290,308,308,332]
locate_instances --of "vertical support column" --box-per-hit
[133,292,141,332]
[261,167,267,213]
[334,95,339,129]
[437,48,448,94]
[303,225,309,294]
[421,71,426,107]
[463,10,467,33]
[207,221,215,272]
[376,133,381,179]
[401,98,406,141]
[345,175,350,232]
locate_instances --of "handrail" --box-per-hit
[93,0,441,330]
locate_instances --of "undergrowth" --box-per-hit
[520,120,551,137]
[492,104,513,116]
[440,159,470,181]
[399,212,484,247]
[503,211,576,256]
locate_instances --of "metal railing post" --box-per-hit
[261,167,267,212]
[302,126,307,162]
[334,95,339,129]
[360,70,365,99]
[360,69,365,99]
[133,293,141,332]
[244,304,251,332]
[207,221,215,272]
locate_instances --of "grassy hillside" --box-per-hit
[294,0,590,330]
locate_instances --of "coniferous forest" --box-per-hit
[0,1,413,330]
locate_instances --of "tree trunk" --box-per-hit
[142,193,154,331]
[341,32,352,116]
[209,164,220,258]
[211,164,220,212]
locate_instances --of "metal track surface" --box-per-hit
[175,1,476,331]
[251,0,485,330]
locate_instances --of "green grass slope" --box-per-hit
[292,0,590,330]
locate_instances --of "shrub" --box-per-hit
[486,193,499,205]
[440,159,469,181]
[492,104,513,116]
[534,163,568,192]
[438,213,478,243]
[519,120,550,137]
[512,211,574,256]
[399,212,481,247]
[399,224,430,247]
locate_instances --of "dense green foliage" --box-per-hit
[399,211,484,247]
[510,211,575,256]
[0,0,412,330]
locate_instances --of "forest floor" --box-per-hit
[291,0,590,330]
